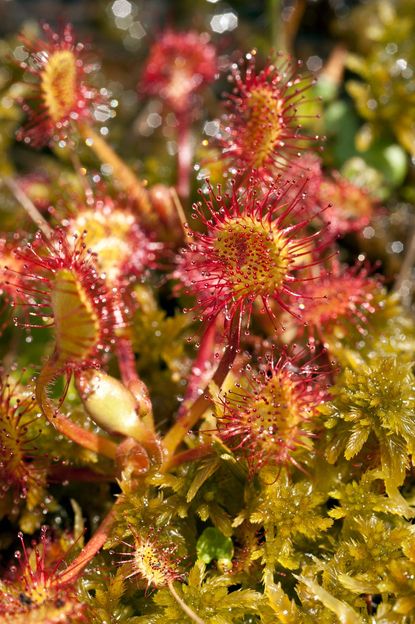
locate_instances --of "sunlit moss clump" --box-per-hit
[320,357,415,495]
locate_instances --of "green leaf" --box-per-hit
[186,459,220,503]
[296,575,361,624]
[344,427,370,460]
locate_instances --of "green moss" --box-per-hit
[321,357,415,495]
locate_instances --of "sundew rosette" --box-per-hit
[297,261,383,339]
[1,237,26,312]
[0,527,86,623]
[140,29,217,115]
[218,51,322,180]
[178,179,328,343]
[12,228,114,371]
[277,155,376,237]
[119,527,184,591]
[216,348,329,475]
[0,372,45,506]
[8,228,121,460]
[17,23,103,148]
[318,173,375,237]
[63,195,159,288]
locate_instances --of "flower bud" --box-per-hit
[76,369,152,441]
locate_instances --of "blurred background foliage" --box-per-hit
[0,0,412,186]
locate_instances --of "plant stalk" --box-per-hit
[113,296,155,433]
[3,177,53,239]
[78,123,151,215]
[176,115,193,203]
[56,500,119,586]
[162,314,241,462]
[169,443,214,468]
[168,581,206,624]
[178,316,217,416]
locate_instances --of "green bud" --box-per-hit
[76,369,152,441]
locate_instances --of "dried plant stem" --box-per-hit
[78,123,151,215]
[70,151,95,203]
[3,177,53,239]
[56,499,120,586]
[36,353,118,460]
[320,44,347,86]
[168,581,207,624]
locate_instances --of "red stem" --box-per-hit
[162,312,241,461]
[47,465,115,483]
[113,296,155,432]
[116,333,138,387]
[178,317,218,416]
[56,501,119,586]
[113,296,138,387]
[169,443,215,468]
[177,116,193,203]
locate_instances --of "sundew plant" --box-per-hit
[1,1,415,622]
